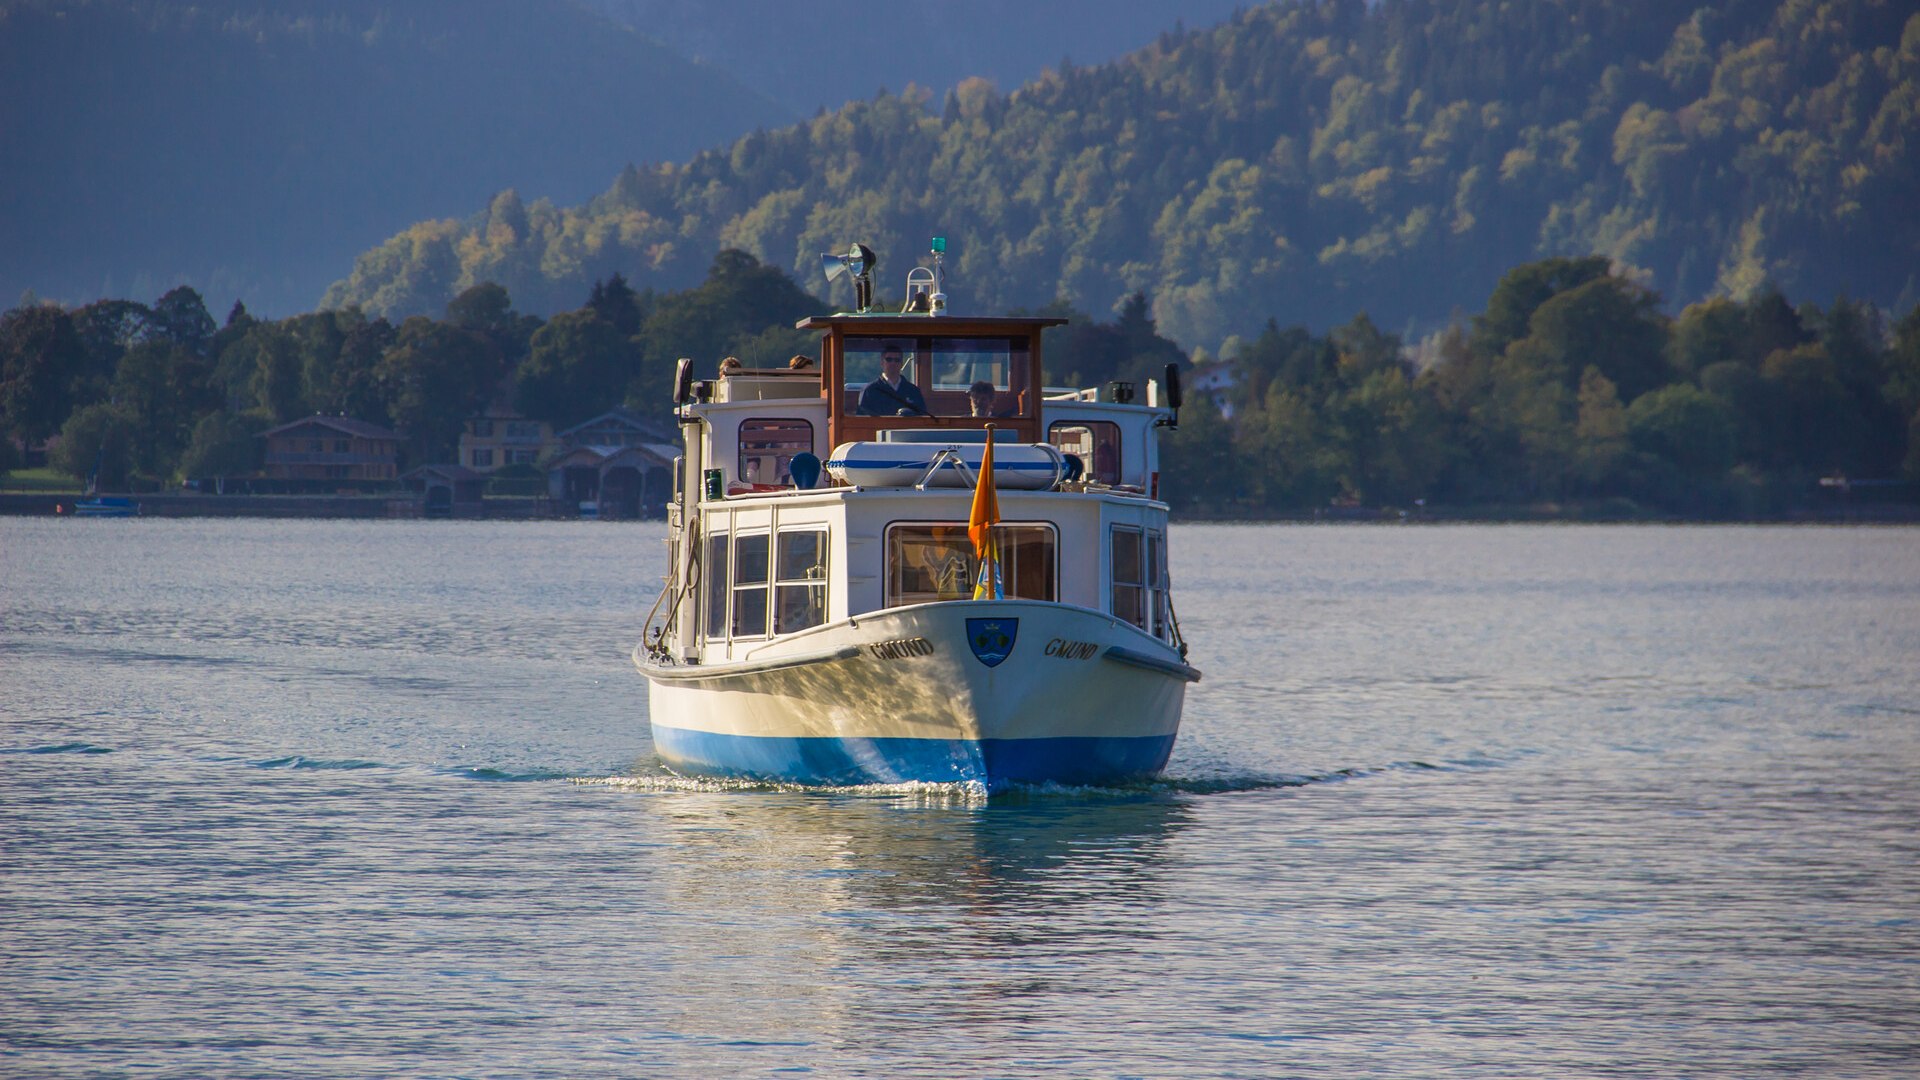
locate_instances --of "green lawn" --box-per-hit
[1,467,82,493]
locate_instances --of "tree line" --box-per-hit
[1159,258,1920,516]
[5,249,1916,516]
[322,0,1920,353]
[0,250,818,490]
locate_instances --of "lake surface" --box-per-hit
[3,520,1917,1078]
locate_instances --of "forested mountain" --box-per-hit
[580,0,1253,116]
[325,0,1920,350]
[0,0,790,318]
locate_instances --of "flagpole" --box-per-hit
[969,425,1002,600]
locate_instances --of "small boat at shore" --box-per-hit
[634,239,1198,789]
[69,496,139,518]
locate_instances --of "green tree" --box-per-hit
[230,322,305,422]
[586,272,647,336]
[112,341,212,478]
[1626,383,1738,477]
[1517,275,1672,402]
[1698,360,1769,464]
[1887,306,1920,419]
[377,317,499,461]
[516,310,634,428]
[69,299,151,410]
[1327,364,1445,505]
[148,286,218,358]
[446,282,541,372]
[635,250,824,409]
[0,304,83,445]
[179,410,265,480]
[1470,256,1612,358]
[1759,342,1863,472]
[1573,366,1630,490]
[51,403,137,488]
[1669,297,1746,378]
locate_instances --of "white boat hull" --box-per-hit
[636,600,1196,788]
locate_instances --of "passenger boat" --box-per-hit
[633,240,1199,789]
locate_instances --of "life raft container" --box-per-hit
[825,440,1065,489]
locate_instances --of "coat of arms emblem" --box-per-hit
[965,618,1017,668]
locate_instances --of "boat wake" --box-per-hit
[244,755,577,783]
[571,756,1497,800]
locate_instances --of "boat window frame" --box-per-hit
[730,530,772,640]
[1109,524,1172,641]
[773,526,829,634]
[1049,420,1123,485]
[702,529,729,641]
[882,520,1059,608]
[738,417,814,487]
[1110,524,1146,630]
[842,335,1033,420]
[1147,526,1169,642]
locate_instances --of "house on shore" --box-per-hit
[258,416,402,492]
[458,403,553,473]
[400,464,486,518]
[546,407,678,519]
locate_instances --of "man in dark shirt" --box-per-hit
[857,345,928,416]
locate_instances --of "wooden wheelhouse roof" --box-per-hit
[794,314,1068,333]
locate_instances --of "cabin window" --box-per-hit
[1110,525,1172,640]
[884,523,1056,607]
[731,533,770,638]
[703,532,729,639]
[739,419,813,486]
[844,335,1032,418]
[1147,528,1170,641]
[1111,526,1145,629]
[774,528,828,633]
[1050,421,1123,485]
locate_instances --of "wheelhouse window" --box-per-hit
[844,335,1032,418]
[739,419,813,486]
[775,528,828,633]
[885,523,1056,607]
[1050,421,1123,485]
[1110,525,1171,641]
[703,531,729,639]
[731,533,770,638]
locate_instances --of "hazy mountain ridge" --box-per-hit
[323,0,1920,348]
[577,0,1257,116]
[0,0,792,317]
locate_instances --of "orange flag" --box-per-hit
[969,429,1001,600]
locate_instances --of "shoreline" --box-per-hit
[0,492,560,520]
[4,491,1914,524]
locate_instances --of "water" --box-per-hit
[3,519,1917,1078]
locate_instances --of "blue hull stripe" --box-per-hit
[652,726,1176,788]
